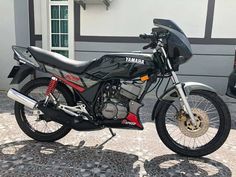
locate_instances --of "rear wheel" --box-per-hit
[155,90,231,157]
[15,78,75,142]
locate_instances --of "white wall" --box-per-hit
[80,0,208,38]
[212,0,236,38]
[0,0,17,90]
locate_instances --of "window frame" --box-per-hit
[48,0,74,59]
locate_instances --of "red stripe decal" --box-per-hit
[64,74,81,82]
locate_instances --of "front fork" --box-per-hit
[160,46,197,126]
[167,60,197,126]
[175,83,196,126]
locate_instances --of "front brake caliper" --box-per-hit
[177,109,187,122]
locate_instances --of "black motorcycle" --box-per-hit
[7,19,231,157]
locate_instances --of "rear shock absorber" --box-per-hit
[44,77,58,105]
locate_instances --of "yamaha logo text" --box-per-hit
[126,57,145,65]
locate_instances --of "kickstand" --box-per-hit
[109,128,116,137]
[95,128,116,149]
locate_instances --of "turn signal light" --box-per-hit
[140,75,149,81]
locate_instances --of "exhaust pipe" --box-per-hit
[7,88,37,109]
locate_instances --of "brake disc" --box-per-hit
[178,108,209,138]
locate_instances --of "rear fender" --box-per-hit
[151,82,216,120]
[8,65,35,84]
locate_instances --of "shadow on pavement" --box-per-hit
[0,140,232,177]
[144,154,232,177]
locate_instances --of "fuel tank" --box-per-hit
[85,53,157,80]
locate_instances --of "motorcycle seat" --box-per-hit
[27,46,92,74]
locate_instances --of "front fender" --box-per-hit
[151,82,216,120]
[161,82,216,101]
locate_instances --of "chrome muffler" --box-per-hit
[7,88,37,109]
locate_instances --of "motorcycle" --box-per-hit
[7,19,231,157]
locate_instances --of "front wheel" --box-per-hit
[155,90,231,157]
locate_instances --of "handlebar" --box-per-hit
[139,33,158,50]
[139,28,169,50]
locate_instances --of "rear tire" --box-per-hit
[155,90,231,157]
[15,78,75,142]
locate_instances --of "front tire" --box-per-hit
[155,90,231,157]
[15,78,75,142]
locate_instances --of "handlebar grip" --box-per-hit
[139,34,147,39]
[139,34,154,40]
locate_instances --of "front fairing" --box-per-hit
[153,19,192,67]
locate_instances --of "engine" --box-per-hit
[98,81,143,120]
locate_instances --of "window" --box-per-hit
[50,0,69,57]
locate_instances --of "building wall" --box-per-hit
[0,0,29,90]
[80,0,208,38]
[77,0,236,39]
[0,0,16,90]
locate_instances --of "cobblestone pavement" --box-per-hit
[0,92,236,177]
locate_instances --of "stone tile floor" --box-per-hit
[0,92,236,177]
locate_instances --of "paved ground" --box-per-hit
[0,91,236,177]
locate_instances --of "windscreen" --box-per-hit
[153,19,185,35]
